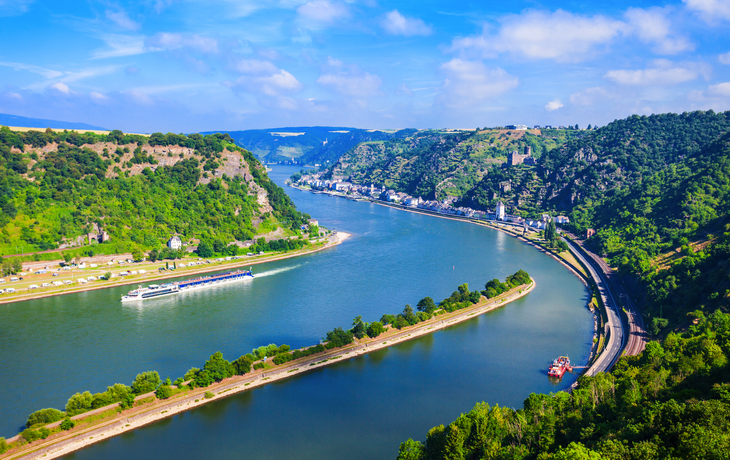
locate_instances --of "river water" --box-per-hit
[0,166,593,459]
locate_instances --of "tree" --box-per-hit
[397,439,425,460]
[131,249,143,261]
[417,296,436,313]
[351,316,366,339]
[65,391,94,415]
[60,418,75,431]
[26,408,65,427]
[367,321,385,338]
[131,371,161,395]
[197,240,213,258]
[203,351,234,381]
[155,385,172,400]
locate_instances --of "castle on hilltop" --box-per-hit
[507,146,536,166]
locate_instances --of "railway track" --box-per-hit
[566,234,647,361]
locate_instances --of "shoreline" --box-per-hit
[291,185,589,286]
[7,279,535,460]
[0,232,351,305]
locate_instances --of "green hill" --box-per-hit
[325,128,576,200]
[0,127,308,259]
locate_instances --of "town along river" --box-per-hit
[0,166,593,459]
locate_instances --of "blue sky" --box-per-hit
[0,0,729,132]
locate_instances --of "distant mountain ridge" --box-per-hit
[0,113,105,131]
[203,126,398,166]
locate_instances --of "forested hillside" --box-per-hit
[0,127,308,257]
[459,111,730,218]
[395,113,730,459]
[399,310,730,460]
[326,128,573,200]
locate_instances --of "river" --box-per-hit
[0,166,593,459]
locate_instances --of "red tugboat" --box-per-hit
[547,356,572,379]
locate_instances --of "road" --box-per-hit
[567,234,647,358]
[565,238,626,375]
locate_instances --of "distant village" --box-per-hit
[290,171,570,231]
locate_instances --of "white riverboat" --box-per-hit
[121,283,179,302]
[120,269,254,302]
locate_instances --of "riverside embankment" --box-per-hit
[6,279,535,460]
[0,232,350,305]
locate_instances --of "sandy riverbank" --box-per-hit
[0,232,351,305]
[8,279,533,460]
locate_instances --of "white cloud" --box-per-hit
[624,7,693,54]
[227,58,302,99]
[146,33,219,54]
[0,0,34,17]
[720,52,730,64]
[380,10,432,36]
[89,91,109,102]
[545,100,563,111]
[683,0,730,23]
[397,83,413,96]
[125,89,154,106]
[438,59,518,108]
[708,82,730,96]
[92,34,146,59]
[451,10,626,62]
[0,61,63,79]
[604,60,707,86]
[5,91,22,101]
[317,71,382,98]
[234,59,279,75]
[569,87,610,106]
[49,82,71,94]
[105,8,140,31]
[297,0,349,24]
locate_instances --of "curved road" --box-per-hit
[565,238,625,375]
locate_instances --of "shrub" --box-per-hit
[273,353,293,365]
[65,391,94,416]
[119,394,135,410]
[131,371,161,395]
[367,321,385,338]
[203,352,234,381]
[38,428,50,439]
[155,385,172,400]
[21,428,41,443]
[60,418,75,431]
[193,370,214,388]
[204,391,214,399]
[0,437,7,454]
[26,408,65,427]
[253,362,265,370]
[233,355,254,375]
[173,377,184,386]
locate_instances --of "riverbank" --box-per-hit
[0,232,351,305]
[291,185,589,285]
[4,279,534,460]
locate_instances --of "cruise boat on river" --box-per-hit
[121,269,254,302]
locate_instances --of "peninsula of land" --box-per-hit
[2,277,534,460]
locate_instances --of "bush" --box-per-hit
[60,418,75,431]
[325,327,353,348]
[273,353,293,365]
[367,321,385,338]
[21,428,42,443]
[0,437,7,454]
[155,385,172,400]
[65,391,94,416]
[119,393,136,410]
[203,352,234,382]
[131,371,161,395]
[193,370,214,388]
[233,355,254,375]
[204,391,214,399]
[26,408,65,427]
[173,377,184,386]
[253,362,265,370]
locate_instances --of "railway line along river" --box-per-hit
[0,166,593,459]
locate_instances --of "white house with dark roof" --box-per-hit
[168,236,182,250]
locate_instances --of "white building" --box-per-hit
[496,201,506,221]
[556,216,570,224]
[168,236,183,250]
